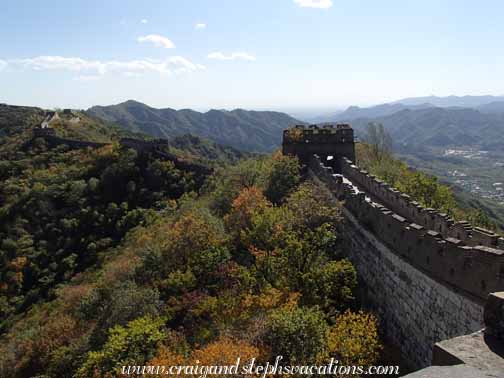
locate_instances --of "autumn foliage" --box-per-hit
[0,152,383,378]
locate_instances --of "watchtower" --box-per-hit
[282,124,355,171]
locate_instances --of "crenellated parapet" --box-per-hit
[338,156,504,250]
[282,124,355,166]
[293,124,504,373]
[309,154,504,301]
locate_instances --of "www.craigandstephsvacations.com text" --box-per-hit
[121,357,400,377]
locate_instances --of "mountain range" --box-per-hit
[389,95,504,108]
[85,98,504,154]
[303,95,504,123]
[346,107,504,151]
[0,103,247,165]
[86,100,301,153]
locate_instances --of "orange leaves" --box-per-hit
[148,346,185,371]
[224,186,271,233]
[192,337,259,368]
[10,256,27,271]
[148,337,260,378]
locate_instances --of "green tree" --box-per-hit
[75,316,166,378]
[264,153,301,205]
[300,259,357,315]
[266,306,328,364]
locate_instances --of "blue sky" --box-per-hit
[1,0,503,111]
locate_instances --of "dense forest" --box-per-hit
[0,106,384,377]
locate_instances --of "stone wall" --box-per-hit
[341,203,483,368]
[339,157,504,250]
[313,156,504,301]
[41,135,108,149]
[307,156,502,368]
[282,124,355,165]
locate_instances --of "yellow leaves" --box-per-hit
[10,256,27,271]
[327,310,382,366]
[14,271,23,284]
[284,128,304,143]
[241,288,300,314]
[271,150,285,161]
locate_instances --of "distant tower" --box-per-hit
[282,124,355,171]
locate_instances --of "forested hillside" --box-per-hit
[0,105,238,330]
[4,104,501,377]
[347,107,504,151]
[87,100,301,153]
[0,106,386,378]
[356,138,499,231]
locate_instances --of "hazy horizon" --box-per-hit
[2,0,504,110]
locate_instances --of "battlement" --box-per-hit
[282,124,355,166]
[309,154,504,301]
[338,156,504,250]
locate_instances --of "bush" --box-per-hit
[327,310,382,366]
[75,316,166,378]
[266,306,328,364]
[264,153,301,205]
[301,259,357,315]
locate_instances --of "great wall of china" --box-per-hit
[30,111,504,376]
[283,124,504,377]
[31,111,211,177]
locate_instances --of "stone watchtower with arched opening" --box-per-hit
[282,124,355,172]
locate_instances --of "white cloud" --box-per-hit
[8,55,204,77]
[137,34,175,49]
[169,56,206,73]
[124,72,143,77]
[140,19,148,24]
[294,0,333,9]
[195,23,206,30]
[11,56,106,74]
[0,60,7,71]
[207,52,256,61]
[74,75,101,81]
